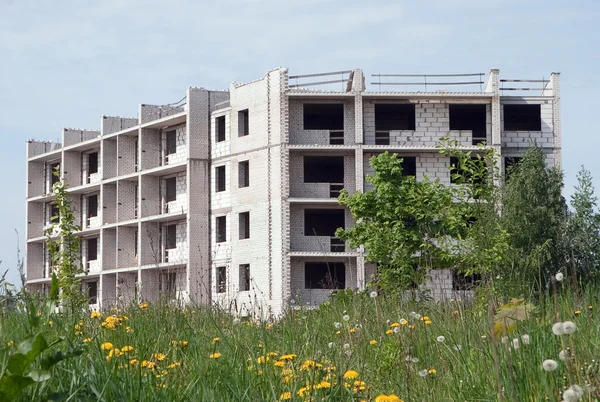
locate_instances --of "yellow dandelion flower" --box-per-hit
[126,326,134,334]
[182,340,189,347]
[588,305,593,310]
[282,374,292,383]
[7,341,13,347]
[213,337,220,343]
[146,361,156,369]
[280,354,297,361]
[297,387,309,397]
[336,330,341,335]
[274,360,285,367]
[111,348,122,358]
[375,394,403,402]
[267,323,273,329]
[154,353,166,361]
[400,319,408,325]
[428,368,436,374]
[370,339,377,345]
[90,311,101,319]
[101,342,114,351]
[209,352,222,359]
[300,360,316,371]
[282,368,293,376]
[36,311,42,317]
[390,322,400,328]
[279,391,291,400]
[574,310,581,315]
[424,320,432,325]
[139,301,149,309]
[83,337,92,343]
[316,381,331,389]
[129,359,139,365]
[386,329,393,335]
[408,324,415,329]
[48,321,53,326]
[121,345,134,353]
[343,369,359,380]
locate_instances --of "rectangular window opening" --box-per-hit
[399,156,417,177]
[239,264,250,291]
[303,156,344,183]
[87,195,98,218]
[216,166,226,192]
[450,157,487,186]
[87,281,98,304]
[449,104,487,145]
[88,152,98,175]
[504,157,522,178]
[162,272,177,294]
[165,177,177,203]
[238,109,249,136]
[452,271,482,291]
[304,103,344,130]
[304,209,345,237]
[239,212,250,240]
[238,161,249,188]
[216,216,227,243]
[50,162,60,186]
[216,116,226,142]
[503,104,541,131]
[165,224,177,249]
[165,130,177,155]
[217,266,226,293]
[87,238,98,261]
[375,103,416,131]
[305,262,345,289]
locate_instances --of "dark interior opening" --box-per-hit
[163,272,176,293]
[87,238,97,261]
[399,156,417,176]
[216,166,226,192]
[503,104,541,131]
[87,195,98,218]
[453,271,482,290]
[216,216,227,243]
[216,116,226,142]
[449,104,487,143]
[49,202,60,223]
[165,177,176,202]
[375,104,416,130]
[504,156,522,178]
[239,212,250,239]
[50,162,60,185]
[165,224,177,249]
[87,281,98,304]
[239,264,250,291]
[304,209,344,236]
[88,152,98,174]
[238,109,249,136]
[217,266,226,293]
[238,161,249,188]
[165,130,177,155]
[304,104,344,130]
[305,262,345,289]
[304,156,344,183]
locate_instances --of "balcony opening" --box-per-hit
[87,238,98,261]
[216,116,226,142]
[87,194,98,218]
[88,152,98,175]
[239,264,250,291]
[216,216,227,243]
[449,104,487,145]
[305,262,345,289]
[503,104,541,131]
[375,104,416,131]
[303,104,344,130]
[304,209,344,236]
[165,177,176,203]
[238,109,249,136]
[217,266,226,293]
[399,156,417,177]
[46,202,60,224]
[304,156,344,183]
[86,281,98,304]
[48,162,60,189]
[504,156,522,178]
[165,130,177,156]
[216,166,226,192]
[161,272,177,298]
[239,212,250,240]
[238,161,249,188]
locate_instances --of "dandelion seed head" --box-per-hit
[343,343,350,350]
[437,336,446,343]
[409,311,416,319]
[512,338,520,350]
[555,272,564,282]
[334,322,342,329]
[393,327,401,334]
[411,357,419,363]
[521,334,530,345]
[542,359,558,371]
[414,313,422,320]
[418,369,428,377]
[328,342,334,348]
[552,322,565,335]
[563,321,577,334]
[370,291,378,298]
[232,318,240,325]
[342,315,350,322]
[453,345,462,351]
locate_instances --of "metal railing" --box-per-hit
[371,73,485,92]
[329,130,344,145]
[500,78,550,94]
[329,183,344,198]
[289,70,353,91]
[330,237,345,252]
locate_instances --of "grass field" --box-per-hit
[1,283,598,401]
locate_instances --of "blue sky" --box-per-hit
[1,0,599,286]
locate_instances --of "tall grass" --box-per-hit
[1,283,599,401]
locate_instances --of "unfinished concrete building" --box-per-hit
[25,68,561,316]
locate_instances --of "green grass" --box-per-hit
[1,284,599,401]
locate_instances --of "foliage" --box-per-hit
[336,152,464,290]
[44,168,85,311]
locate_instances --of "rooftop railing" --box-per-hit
[371,73,486,92]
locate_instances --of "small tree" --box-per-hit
[44,170,85,311]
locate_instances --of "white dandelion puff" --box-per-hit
[328,342,334,349]
[370,291,378,298]
[393,327,401,334]
[343,343,350,350]
[559,350,569,361]
[414,313,422,320]
[552,322,565,335]
[399,318,408,325]
[436,336,446,343]
[563,384,584,401]
[418,369,428,377]
[542,359,558,371]
[334,322,342,329]
[345,350,352,357]
[521,334,530,345]
[342,315,350,322]
[563,321,577,334]
[512,338,520,350]
[453,345,462,351]
[555,272,564,282]
[501,336,509,345]
[409,312,417,319]
[411,357,419,363]
[232,318,240,325]
[405,355,412,362]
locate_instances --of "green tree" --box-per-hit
[44,170,85,311]
[336,152,463,290]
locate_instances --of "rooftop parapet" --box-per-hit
[101,116,138,135]
[27,140,61,158]
[63,128,100,147]
[139,96,186,124]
